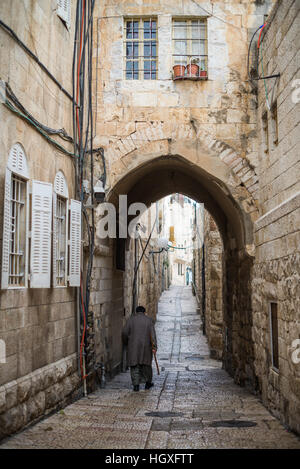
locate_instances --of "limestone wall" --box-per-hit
[253,0,300,434]
[203,213,223,360]
[0,0,80,438]
[94,0,274,183]
[0,354,80,440]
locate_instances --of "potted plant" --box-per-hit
[200,67,207,78]
[173,64,186,78]
[186,58,199,77]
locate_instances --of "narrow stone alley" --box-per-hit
[1,286,300,449]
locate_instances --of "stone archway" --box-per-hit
[94,127,260,387]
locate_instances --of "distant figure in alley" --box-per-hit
[122,306,157,392]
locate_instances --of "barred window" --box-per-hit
[2,143,29,289]
[53,171,69,287]
[172,19,207,79]
[270,302,279,371]
[55,196,67,286]
[9,175,27,286]
[125,18,157,80]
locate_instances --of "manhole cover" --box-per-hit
[145,411,184,418]
[209,420,257,428]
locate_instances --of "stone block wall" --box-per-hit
[93,0,274,179]
[0,0,81,438]
[192,209,223,359]
[0,354,81,440]
[203,213,223,360]
[253,0,300,434]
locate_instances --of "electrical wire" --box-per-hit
[0,19,74,102]
[5,83,73,142]
[247,24,264,82]
[132,216,157,313]
[4,99,77,158]
[72,0,98,383]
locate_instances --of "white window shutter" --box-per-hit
[69,199,81,287]
[1,168,12,289]
[57,0,71,28]
[54,171,68,198]
[52,192,57,287]
[30,181,53,288]
[8,143,29,178]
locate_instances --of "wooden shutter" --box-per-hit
[57,0,71,28]
[69,199,81,287]
[1,168,12,289]
[30,181,53,288]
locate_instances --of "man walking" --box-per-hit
[122,305,157,392]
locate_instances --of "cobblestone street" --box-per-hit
[1,285,300,449]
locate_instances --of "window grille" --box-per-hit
[172,19,207,79]
[2,144,29,289]
[125,18,157,80]
[9,175,27,286]
[53,171,69,287]
[55,196,67,286]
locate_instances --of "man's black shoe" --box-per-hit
[145,382,154,390]
[133,385,139,392]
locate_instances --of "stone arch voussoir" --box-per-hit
[104,121,259,204]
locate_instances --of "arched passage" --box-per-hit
[95,151,257,389]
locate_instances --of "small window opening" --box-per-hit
[270,302,279,371]
[271,101,278,146]
[262,111,269,154]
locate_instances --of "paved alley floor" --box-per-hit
[1,285,300,449]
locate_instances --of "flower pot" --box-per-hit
[173,65,185,78]
[186,64,199,77]
[200,70,207,78]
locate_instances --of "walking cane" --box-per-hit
[151,337,160,375]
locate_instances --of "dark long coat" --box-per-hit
[122,312,157,367]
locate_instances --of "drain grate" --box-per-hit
[209,420,257,428]
[145,411,184,418]
[185,356,206,361]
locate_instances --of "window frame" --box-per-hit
[269,301,279,373]
[172,17,208,78]
[124,17,158,80]
[262,111,269,154]
[270,101,279,147]
[8,173,28,288]
[53,171,69,288]
[2,143,29,290]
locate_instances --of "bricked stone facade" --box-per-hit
[1,0,299,440]
[0,0,80,439]
[197,212,223,360]
[252,0,300,434]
